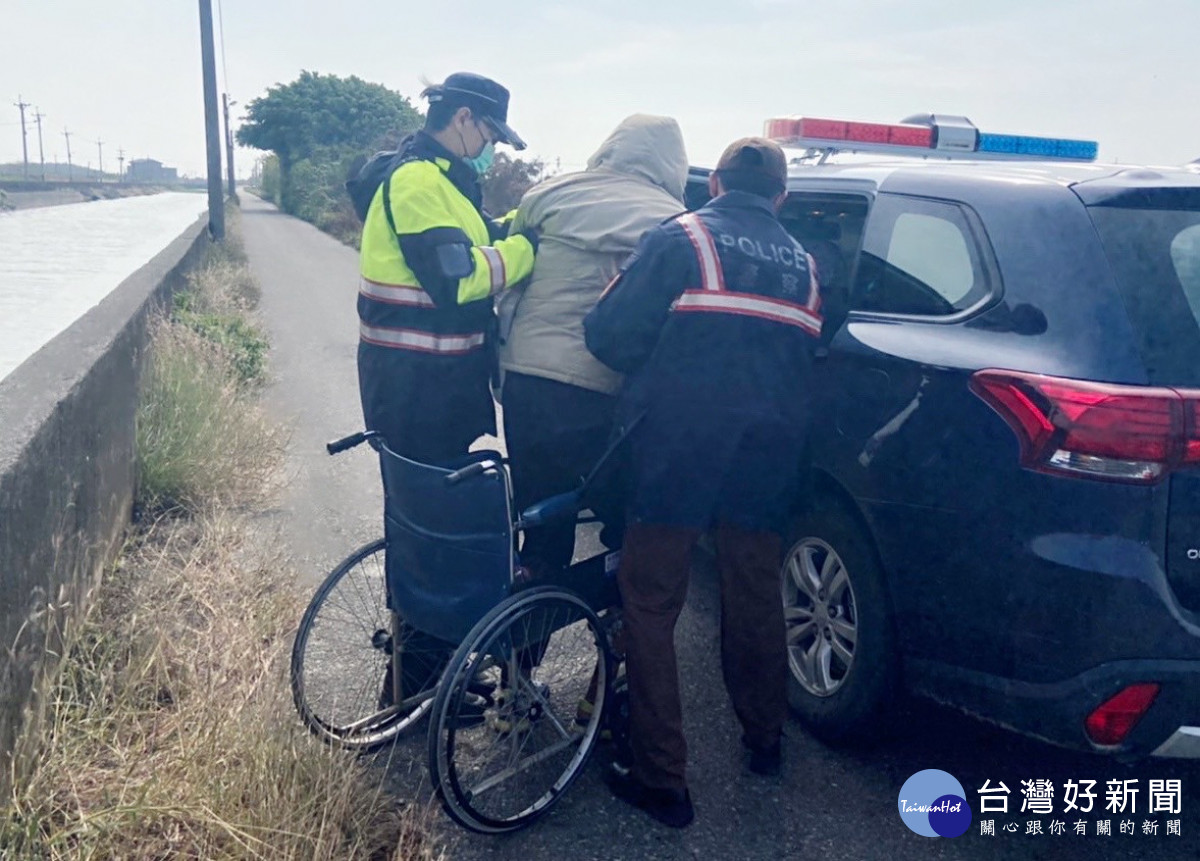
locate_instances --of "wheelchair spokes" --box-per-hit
[429,588,610,833]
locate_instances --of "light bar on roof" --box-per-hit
[765,115,1098,162]
[765,117,933,148]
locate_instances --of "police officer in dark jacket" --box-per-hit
[584,137,822,828]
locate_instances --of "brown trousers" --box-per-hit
[617,521,786,792]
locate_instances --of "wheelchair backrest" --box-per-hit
[381,446,513,644]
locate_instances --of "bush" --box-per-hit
[260,154,282,205]
[173,295,268,387]
[287,148,363,247]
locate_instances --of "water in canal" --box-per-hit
[0,192,208,381]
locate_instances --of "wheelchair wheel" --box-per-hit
[428,586,611,833]
[291,539,443,751]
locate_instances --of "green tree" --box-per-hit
[236,71,422,209]
[481,152,546,215]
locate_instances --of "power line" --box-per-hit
[63,128,73,182]
[216,0,230,94]
[33,108,45,181]
[13,95,30,179]
[199,0,225,239]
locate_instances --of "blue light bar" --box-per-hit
[978,132,1097,161]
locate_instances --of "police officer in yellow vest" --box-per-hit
[358,72,537,463]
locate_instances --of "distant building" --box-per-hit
[127,158,179,184]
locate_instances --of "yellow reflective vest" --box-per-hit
[356,131,535,452]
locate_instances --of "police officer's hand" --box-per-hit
[518,228,540,254]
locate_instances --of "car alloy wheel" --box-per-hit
[782,537,859,698]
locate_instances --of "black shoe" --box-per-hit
[605,766,694,828]
[742,735,782,777]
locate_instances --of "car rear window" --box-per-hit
[1088,206,1200,385]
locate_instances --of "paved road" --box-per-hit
[240,195,1200,860]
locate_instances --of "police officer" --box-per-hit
[584,137,822,828]
[357,72,537,464]
[358,73,536,708]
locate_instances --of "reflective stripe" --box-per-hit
[803,253,822,312]
[673,290,822,337]
[359,322,486,354]
[478,246,507,293]
[676,213,726,292]
[359,277,437,307]
[599,271,622,300]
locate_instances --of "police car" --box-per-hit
[686,113,1200,759]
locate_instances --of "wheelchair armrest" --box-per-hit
[518,491,583,529]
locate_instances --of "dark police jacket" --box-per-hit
[583,191,823,522]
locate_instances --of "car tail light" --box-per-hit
[1187,396,1200,462]
[970,370,1200,484]
[1084,683,1160,746]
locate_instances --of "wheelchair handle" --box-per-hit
[444,461,490,485]
[326,430,380,455]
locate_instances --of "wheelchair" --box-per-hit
[290,429,628,833]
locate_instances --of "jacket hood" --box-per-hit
[514,114,688,254]
[584,114,688,202]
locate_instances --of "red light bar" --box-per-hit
[801,118,848,140]
[766,116,934,149]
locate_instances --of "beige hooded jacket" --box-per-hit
[498,114,688,395]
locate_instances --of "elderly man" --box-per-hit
[498,114,688,576]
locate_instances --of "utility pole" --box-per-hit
[63,128,73,182]
[13,96,30,179]
[199,0,225,239]
[118,148,125,183]
[96,138,104,182]
[33,108,45,181]
[222,92,237,201]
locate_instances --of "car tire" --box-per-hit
[781,500,897,744]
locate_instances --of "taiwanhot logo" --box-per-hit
[898,769,972,838]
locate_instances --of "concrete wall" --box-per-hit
[0,184,168,211]
[0,213,209,761]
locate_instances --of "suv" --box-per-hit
[689,122,1200,759]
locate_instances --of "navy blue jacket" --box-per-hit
[584,191,825,529]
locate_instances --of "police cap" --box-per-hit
[422,72,527,151]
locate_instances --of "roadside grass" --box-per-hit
[135,319,280,513]
[0,213,444,860]
[2,513,440,860]
[136,213,279,513]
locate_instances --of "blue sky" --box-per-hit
[2,0,1197,178]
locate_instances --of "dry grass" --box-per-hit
[1,212,445,859]
[137,217,282,513]
[2,511,443,860]
[135,320,283,512]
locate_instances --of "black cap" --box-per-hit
[422,72,526,151]
[715,136,788,197]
